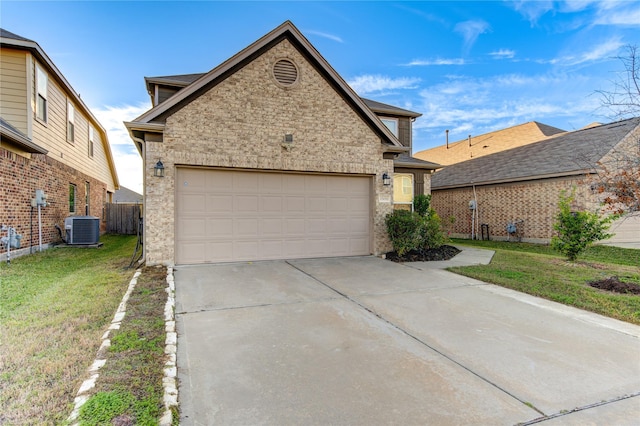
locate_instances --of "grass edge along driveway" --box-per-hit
[0,235,137,425]
[448,239,640,325]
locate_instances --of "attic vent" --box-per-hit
[273,59,298,86]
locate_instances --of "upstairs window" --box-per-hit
[88,126,94,157]
[381,117,398,137]
[36,64,48,122]
[67,102,75,142]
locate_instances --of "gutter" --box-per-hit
[432,169,594,190]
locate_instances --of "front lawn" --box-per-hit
[0,235,136,425]
[449,239,640,325]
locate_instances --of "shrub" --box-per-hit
[385,210,422,256]
[385,207,446,255]
[551,190,614,261]
[420,209,446,250]
[413,194,431,216]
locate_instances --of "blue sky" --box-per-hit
[3,1,639,193]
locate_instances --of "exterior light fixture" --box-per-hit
[382,172,391,186]
[153,159,165,177]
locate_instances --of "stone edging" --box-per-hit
[67,266,179,425]
[160,266,178,425]
[67,269,142,424]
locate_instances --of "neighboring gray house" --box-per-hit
[113,186,142,204]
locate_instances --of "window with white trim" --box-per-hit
[36,64,48,122]
[393,173,413,207]
[67,102,75,142]
[381,117,399,137]
[88,126,94,158]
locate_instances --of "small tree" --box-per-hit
[551,190,614,261]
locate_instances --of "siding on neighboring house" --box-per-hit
[30,58,116,191]
[0,48,28,135]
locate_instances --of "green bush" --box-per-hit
[551,190,614,261]
[385,210,422,256]
[420,209,446,250]
[413,194,431,216]
[385,207,446,255]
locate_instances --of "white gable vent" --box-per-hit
[273,59,298,86]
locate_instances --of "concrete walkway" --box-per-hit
[175,248,640,425]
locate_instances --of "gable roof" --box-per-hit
[432,117,640,190]
[0,116,48,154]
[127,21,405,155]
[0,28,119,188]
[415,121,566,167]
[113,186,143,203]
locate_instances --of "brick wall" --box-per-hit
[431,176,591,242]
[143,38,394,265]
[0,147,108,256]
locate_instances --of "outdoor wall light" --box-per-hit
[382,172,391,186]
[154,159,165,177]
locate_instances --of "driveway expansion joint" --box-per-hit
[515,391,640,425]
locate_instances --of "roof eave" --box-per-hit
[124,121,166,157]
[432,169,592,190]
[393,159,440,170]
[0,127,48,154]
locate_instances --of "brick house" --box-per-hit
[1,29,119,259]
[430,117,640,243]
[126,21,437,265]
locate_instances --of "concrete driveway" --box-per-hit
[175,253,640,425]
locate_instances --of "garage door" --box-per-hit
[176,168,372,264]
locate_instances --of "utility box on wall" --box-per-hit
[65,216,100,245]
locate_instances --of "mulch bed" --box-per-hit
[588,276,640,295]
[386,245,461,263]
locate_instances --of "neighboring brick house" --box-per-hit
[430,117,640,243]
[414,121,566,167]
[126,21,436,265]
[0,29,119,259]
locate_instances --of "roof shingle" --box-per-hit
[432,117,640,189]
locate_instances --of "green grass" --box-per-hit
[0,235,137,425]
[449,239,640,324]
[78,265,168,426]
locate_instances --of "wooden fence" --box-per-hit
[106,203,141,235]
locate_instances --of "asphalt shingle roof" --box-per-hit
[432,117,640,189]
[0,28,34,42]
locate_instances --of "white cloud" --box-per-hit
[537,37,624,66]
[508,0,555,24]
[594,4,640,26]
[490,49,516,59]
[306,30,344,43]
[454,20,491,53]
[92,103,149,194]
[403,58,465,66]
[347,75,421,95]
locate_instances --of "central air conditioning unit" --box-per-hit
[64,216,100,245]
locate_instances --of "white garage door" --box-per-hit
[176,168,372,264]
